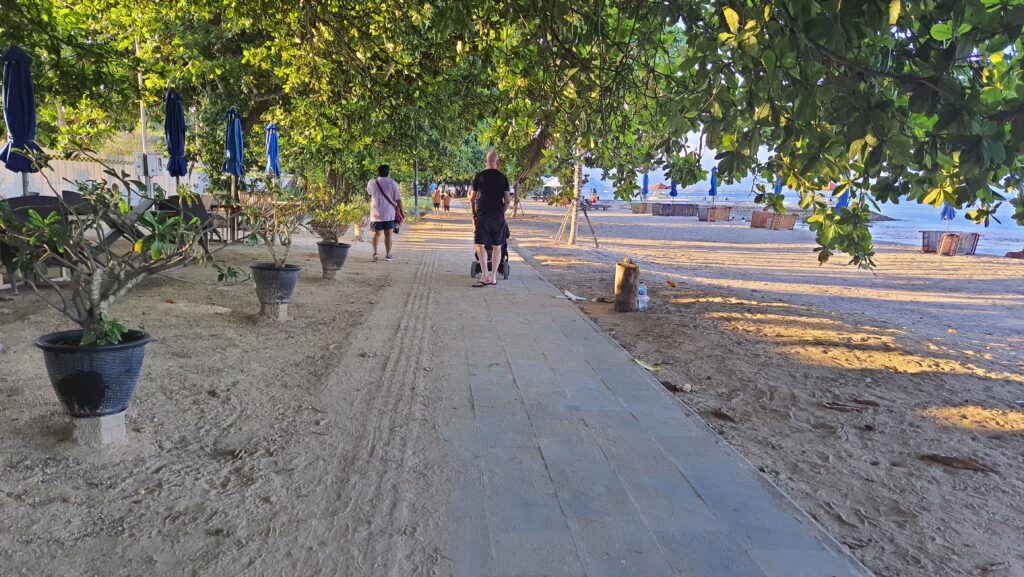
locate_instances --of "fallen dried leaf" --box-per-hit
[709,409,737,423]
[165,298,177,304]
[920,454,995,473]
[666,281,677,288]
[635,359,662,372]
[821,401,864,413]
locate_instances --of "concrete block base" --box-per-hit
[72,412,126,446]
[259,302,289,321]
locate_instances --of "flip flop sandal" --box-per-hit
[372,254,379,262]
[471,281,489,288]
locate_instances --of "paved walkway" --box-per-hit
[407,208,871,577]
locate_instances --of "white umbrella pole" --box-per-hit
[22,172,29,196]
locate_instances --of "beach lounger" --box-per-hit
[750,211,771,228]
[769,213,798,230]
[956,232,981,255]
[1,196,66,294]
[101,198,156,246]
[697,206,733,222]
[938,233,961,256]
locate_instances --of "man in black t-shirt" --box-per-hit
[469,150,511,286]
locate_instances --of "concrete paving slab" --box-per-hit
[429,213,870,577]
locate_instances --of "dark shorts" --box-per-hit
[475,216,508,246]
[371,220,396,232]
[433,203,440,209]
[443,205,450,211]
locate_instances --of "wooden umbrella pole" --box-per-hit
[581,205,599,248]
[230,174,237,242]
[554,204,572,244]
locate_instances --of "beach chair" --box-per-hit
[938,233,961,256]
[157,195,220,257]
[956,232,981,255]
[769,214,798,230]
[750,211,771,228]
[200,194,231,242]
[100,198,156,246]
[1,196,66,294]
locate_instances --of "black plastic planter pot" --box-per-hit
[36,329,150,418]
[316,241,351,280]
[251,263,301,320]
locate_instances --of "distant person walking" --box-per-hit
[442,189,451,213]
[431,184,442,212]
[368,164,402,262]
[469,150,511,287]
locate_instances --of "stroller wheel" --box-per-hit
[471,261,481,278]
[500,262,510,279]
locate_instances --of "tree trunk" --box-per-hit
[614,259,640,313]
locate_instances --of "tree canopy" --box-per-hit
[3,0,1022,265]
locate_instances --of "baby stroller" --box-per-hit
[470,218,511,280]
[471,241,510,280]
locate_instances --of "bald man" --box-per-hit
[469,150,511,286]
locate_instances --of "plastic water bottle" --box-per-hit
[637,282,649,311]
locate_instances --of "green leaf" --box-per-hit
[930,23,953,41]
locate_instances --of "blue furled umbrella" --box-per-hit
[669,180,678,197]
[709,166,718,204]
[773,177,784,196]
[835,189,851,213]
[223,107,244,177]
[941,202,956,230]
[264,123,280,177]
[164,89,188,179]
[641,173,649,199]
[1,46,44,194]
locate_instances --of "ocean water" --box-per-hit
[582,173,1024,256]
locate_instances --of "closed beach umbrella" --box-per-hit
[223,107,244,177]
[709,166,718,205]
[773,177,784,196]
[941,202,956,231]
[642,173,649,198]
[670,180,677,197]
[164,89,188,179]
[264,122,280,178]
[835,189,851,213]
[1,46,44,194]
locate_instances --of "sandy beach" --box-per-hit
[509,200,1024,577]
[1,200,1021,576]
[0,233,457,576]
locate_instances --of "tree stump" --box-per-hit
[614,259,640,312]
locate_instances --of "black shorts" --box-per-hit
[433,203,440,209]
[371,220,396,232]
[474,216,508,246]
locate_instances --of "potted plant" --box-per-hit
[0,167,206,422]
[239,175,305,320]
[303,180,368,280]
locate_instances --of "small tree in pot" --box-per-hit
[0,168,205,421]
[304,181,368,279]
[239,175,305,320]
